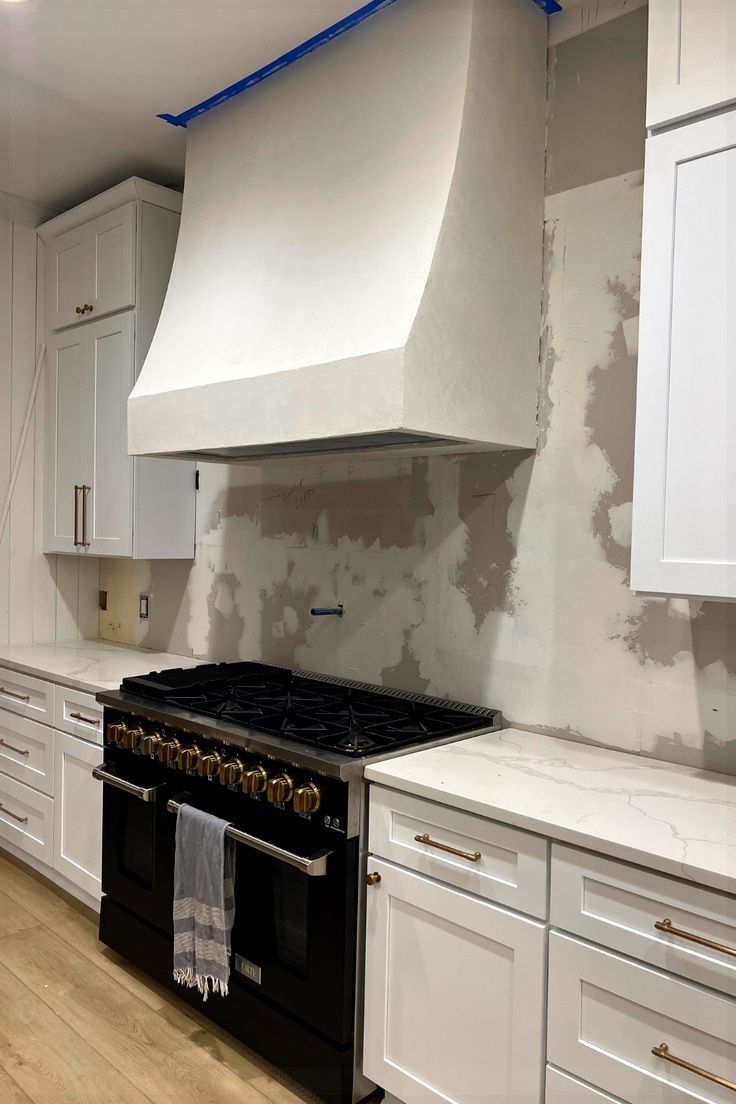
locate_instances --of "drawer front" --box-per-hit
[546,1067,627,1103]
[0,773,54,865]
[54,687,103,744]
[548,932,736,1104]
[0,712,54,795]
[551,844,736,997]
[369,785,548,918]
[0,667,53,724]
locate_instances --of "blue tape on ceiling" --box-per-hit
[529,0,563,12]
[157,0,399,128]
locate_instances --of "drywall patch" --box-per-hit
[538,219,559,452]
[261,573,319,667]
[207,572,245,662]
[381,636,430,693]
[649,730,736,775]
[456,452,528,629]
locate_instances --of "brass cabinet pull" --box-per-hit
[79,484,90,548]
[73,483,81,547]
[69,711,99,726]
[655,917,736,959]
[0,687,30,703]
[652,1043,736,1092]
[75,305,94,315]
[414,832,481,863]
[365,872,381,886]
[0,802,29,825]
[0,738,29,756]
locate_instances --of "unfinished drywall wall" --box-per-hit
[100,5,734,774]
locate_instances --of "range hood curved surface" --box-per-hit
[129,0,546,462]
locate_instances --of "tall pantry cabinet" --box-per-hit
[631,1,735,600]
[39,178,195,559]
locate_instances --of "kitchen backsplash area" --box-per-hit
[99,8,734,775]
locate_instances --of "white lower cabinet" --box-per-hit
[363,856,546,1104]
[53,729,103,900]
[0,772,54,865]
[548,932,736,1104]
[546,1067,626,1103]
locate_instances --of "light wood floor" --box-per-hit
[0,850,319,1104]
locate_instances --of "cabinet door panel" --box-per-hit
[44,329,91,553]
[46,225,88,330]
[647,0,736,128]
[363,858,545,1104]
[53,730,102,900]
[631,111,736,599]
[88,203,136,319]
[87,312,135,556]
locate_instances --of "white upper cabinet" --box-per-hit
[647,0,736,129]
[631,110,736,600]
[46,202,136,330]
[40,178,196,559]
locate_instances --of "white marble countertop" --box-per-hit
[366,728,736,896]
[0,639,200,695]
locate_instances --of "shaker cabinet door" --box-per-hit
[363,858,546,1104]
[53,729,103,901]
[44,328,92,554]
[631,110,736,600]
[647,0,736,128]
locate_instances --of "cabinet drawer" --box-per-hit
[546,1067,626,1103]
[0,712,54,795]
[548,932,736,1104]
[0,773,54,865]
[369,785,548,918]
[54,687,103,744]
[551,844,736,997]
[0,667,53,724]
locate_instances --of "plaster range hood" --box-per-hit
[128,0,547,463]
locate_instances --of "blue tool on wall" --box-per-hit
[158,0,561,129]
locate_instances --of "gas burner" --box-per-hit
[120,661,498,760]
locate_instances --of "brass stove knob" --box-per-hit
[293,781,321,815]
[121,726,145,751]
[106,722,127,746]
[140,730,163,757]
[219,758,245,786]
[156,737,181,765]
[177,744,201,771]
[267,773,294,805]
[242,764,269,796]
[197,750,222,779]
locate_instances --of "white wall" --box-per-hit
[0,202,98,645]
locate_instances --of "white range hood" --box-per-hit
[129,0,546,462]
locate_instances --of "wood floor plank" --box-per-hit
[0,853,166,1010]
[0,958,149,1104]
[0,1064,35,1104]
[0,888,40,938]
[0,924,276,1104]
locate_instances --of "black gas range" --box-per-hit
[95,662,500,1104]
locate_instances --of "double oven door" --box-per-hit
[96,743,358,1045]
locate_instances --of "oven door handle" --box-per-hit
[167,798,332,877]
[93,763,165,803]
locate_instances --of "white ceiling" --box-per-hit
[0,0,367,211]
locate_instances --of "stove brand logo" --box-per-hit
[234,954,262,985]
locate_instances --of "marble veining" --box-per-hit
[0,640,200,695]
[366,728,736,895]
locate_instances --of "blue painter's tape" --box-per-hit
[158,0,399,128]
[529,0,563,12]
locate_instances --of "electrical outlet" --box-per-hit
[139,593,150,620]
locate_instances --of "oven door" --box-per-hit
[169,792,358,1046]
[94,752,175,934]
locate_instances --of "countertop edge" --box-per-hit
[364,772,735,899]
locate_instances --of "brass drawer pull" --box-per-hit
[0,738,29,756]
[414,832,481,863]
[655,917,736,959]
[80,485,90,548]
[0,686,30,703]
[652,1043,736,1092]
[0,802,29,825]
[69,711,100,726]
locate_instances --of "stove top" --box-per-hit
[120,662,499,759]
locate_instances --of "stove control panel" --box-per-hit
[104,711,342,830]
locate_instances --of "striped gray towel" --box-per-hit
[173,804,236,1001]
